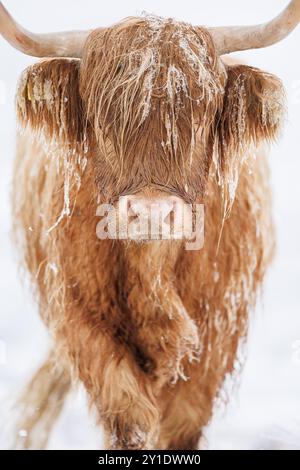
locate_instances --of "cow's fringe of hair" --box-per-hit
[80,16,225,173]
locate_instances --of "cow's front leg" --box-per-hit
[128,285,201,387]
[60,318,159,450]
[125,243,201,388]
[100,351,160,449]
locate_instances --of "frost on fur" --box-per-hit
[16,59,90,232]
[217,65,285,219]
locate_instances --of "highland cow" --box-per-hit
[1,0,299,450]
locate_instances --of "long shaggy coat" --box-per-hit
[12,16,284,449]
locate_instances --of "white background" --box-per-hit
[0,0,300,449]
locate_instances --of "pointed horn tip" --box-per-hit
[0,1,10,19]
[0,2,9,24]
[209,0,300,55]
[0,2,89,58]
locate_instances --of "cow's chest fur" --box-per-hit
[94,241,201,384]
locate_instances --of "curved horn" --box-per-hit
[0,2,90,58]
[208,0,300,55]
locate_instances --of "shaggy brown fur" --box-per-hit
[12,16,284,449]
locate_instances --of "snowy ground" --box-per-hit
[0,0,300,450]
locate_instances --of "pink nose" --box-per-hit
[128,197,177,217]
[118,194,193,240]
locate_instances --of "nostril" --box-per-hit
[127,201,140,222]
[127,199,133,212]
[127,200,152,224]
[164,209,175,227]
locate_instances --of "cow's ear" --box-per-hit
[16,59,87,151]
[218,64,285,169]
